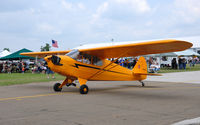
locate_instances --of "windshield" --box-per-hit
[66,49,79,59]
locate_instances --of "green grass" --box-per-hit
[0,73,65,86]
[158,64,200,73]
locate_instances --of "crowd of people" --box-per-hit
[171,57,199,70]
[148,58,160,73]
[113,58,138,69]
[0,61,29,73]
[0,61,55,78]
[112,57,160,73]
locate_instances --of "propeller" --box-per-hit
[50,55,63,66]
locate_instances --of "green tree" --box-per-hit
[3,48,10,52]
[41,43,51,51]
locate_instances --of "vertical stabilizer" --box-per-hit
[132,56,147,74]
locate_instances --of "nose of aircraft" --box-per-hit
[44,55,63,66]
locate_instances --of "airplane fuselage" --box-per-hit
[45,55,146,81]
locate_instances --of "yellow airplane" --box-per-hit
[21,39,192,94]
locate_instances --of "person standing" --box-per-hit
[7,62,12,74]
[182,58,187,70]
[171,58,177,69]
[149,57,153,68]
[21,62,25,74]
[45,62,55,79]
[178,57,183,69]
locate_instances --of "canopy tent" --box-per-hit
[0,48,35,60]
[0,50,11,57]
[175,49,200,56]
[145,49,200,57]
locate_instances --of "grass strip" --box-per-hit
[0,73,65,86]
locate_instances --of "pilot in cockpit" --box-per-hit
[77,55,82,62]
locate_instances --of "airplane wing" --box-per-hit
[21,39,192,59]
[78,39,192,59]
[20,50,70,58]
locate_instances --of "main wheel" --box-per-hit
[80,85,89,94]
[53,83,62,92]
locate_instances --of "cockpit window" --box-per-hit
[66,49,79,59]
[66,49,103,66]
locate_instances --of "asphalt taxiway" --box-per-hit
[0,71,200,125]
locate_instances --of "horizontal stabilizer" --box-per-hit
[133,73,162,76]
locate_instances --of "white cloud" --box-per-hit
[77,3,85,10]
[90,0,151,24]
[114,0,151,13]
[61,0,86,11]
[37,23,62,35]
[91,2,109,24]
[61,0,72,10]
[97,2,109,14]
[145,21,153,27]
[174,0,200,23]
[38,23,54,31]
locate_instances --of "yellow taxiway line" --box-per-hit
[0,92,74,102]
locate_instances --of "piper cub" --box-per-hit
[21,39,192,94]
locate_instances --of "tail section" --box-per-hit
[132,56,162,76]
[132,56,147,74]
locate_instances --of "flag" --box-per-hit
[52,40,58,48]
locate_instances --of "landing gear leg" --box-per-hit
[78,78,88,94]
[139,80,145,87]
[53,77,75,92]
[66,83,76,87]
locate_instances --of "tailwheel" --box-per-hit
[139,81,145,87]
[142,82,145,87]
[80,85,89,94]
[53,83,62,92]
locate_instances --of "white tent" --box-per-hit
[146,49,200,57]
[0,50,11,58]
[174,49,200,56]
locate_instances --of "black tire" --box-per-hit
[80,85,89,94]
[53,83,62,92]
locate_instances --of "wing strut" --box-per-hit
[87,50,130,80]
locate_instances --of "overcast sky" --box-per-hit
[1,0,200,52]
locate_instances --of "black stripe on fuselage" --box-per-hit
[70,63,129,75]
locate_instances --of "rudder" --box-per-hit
[132,56,147,74]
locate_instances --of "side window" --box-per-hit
[74,52,91,64]
[78,53,103,66]
[93,56,103,66]
[82,54,91,64]
[76,55,83,62]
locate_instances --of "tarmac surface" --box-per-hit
[0,71,200,125]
